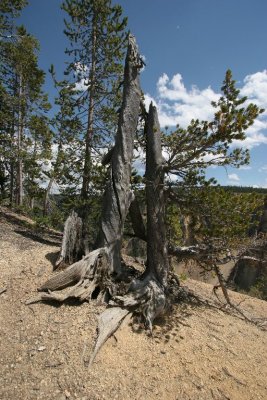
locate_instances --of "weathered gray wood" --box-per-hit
[56,210,83,267]
[96,34,142,275]
[26,248,108,304]
[128,196,147,241]
[145,103,169,287]
[41,248,106,291]
[87,307,130,367]
[113,275,166,332]
[28,35,143,307]
[110,104,170,332]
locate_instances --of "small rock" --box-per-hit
[165,334,171,339]
[37,346,46,352]
[160,350,166,354]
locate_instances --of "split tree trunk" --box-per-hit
[88,103,172,365]
[128,196,147,241]
[27,38,177,365]
[96,34,142,275]
[145,103,169,287]
[29,34,143,302]
[113,103,169,332]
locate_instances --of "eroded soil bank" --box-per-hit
[0,208,266,400]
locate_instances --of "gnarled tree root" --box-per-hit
[111,275,167,333]
[25,248,111,305]
[87,307,130,367]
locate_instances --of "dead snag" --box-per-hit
[55,211,83,267]
[27,34,143,305]
[113,103,169,332]
[96,33,142,275]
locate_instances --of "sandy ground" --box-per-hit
[0,207,267,400]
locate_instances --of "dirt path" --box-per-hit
[0,209,267,400]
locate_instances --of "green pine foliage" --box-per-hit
[163,70,264,184]
[61,0,128,199]
[0,6,52,206]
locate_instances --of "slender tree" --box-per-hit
[0,24,51,206]
[61,0,128,252]
[43,66,83,216]
[0,0,28,203]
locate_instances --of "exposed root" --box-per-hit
[111,276,167,333]
[26,248,110,304]
[87,307,130,367]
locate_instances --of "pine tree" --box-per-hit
[0,0,27,33]
[0,0,28,203]
[43,65,83,216]
[0,23,51,206]
[61,0,128,251]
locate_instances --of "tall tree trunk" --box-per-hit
[145,103,169,288]
[27,38,173,363]
[10,102,16,205]
[51,34,142,272]
[80,15,97,255]
[113,103,169,333]
[43,176,54,216]
[96,34,142,275]
[81,29,96,198]
[16,73,23,206]
[10,162,14,206]
[30,197,34,210]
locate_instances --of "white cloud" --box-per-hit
[228,173,240,182]
[232,131,267,149]
[259,165,267,172]
[238,165,252,170]
[145,70,267,150]
[151,73,219,127]
[240,70,267,109]
[74,62,90,92]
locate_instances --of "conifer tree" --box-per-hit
[0,22,51,206]
[61,0,128,252]
[43,66,83,216]
[0,0,28,202]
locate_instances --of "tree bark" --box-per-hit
[96,34,142,275]
[128,196,147,241]
[16,73,23,206]
[145,103,169,287]
[10,162,14,205]
[113,104,169,332]
[55,210,83,267]
[80,13,97,255]
[43,176,54,216]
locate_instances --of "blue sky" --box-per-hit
[19,0,267,187]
